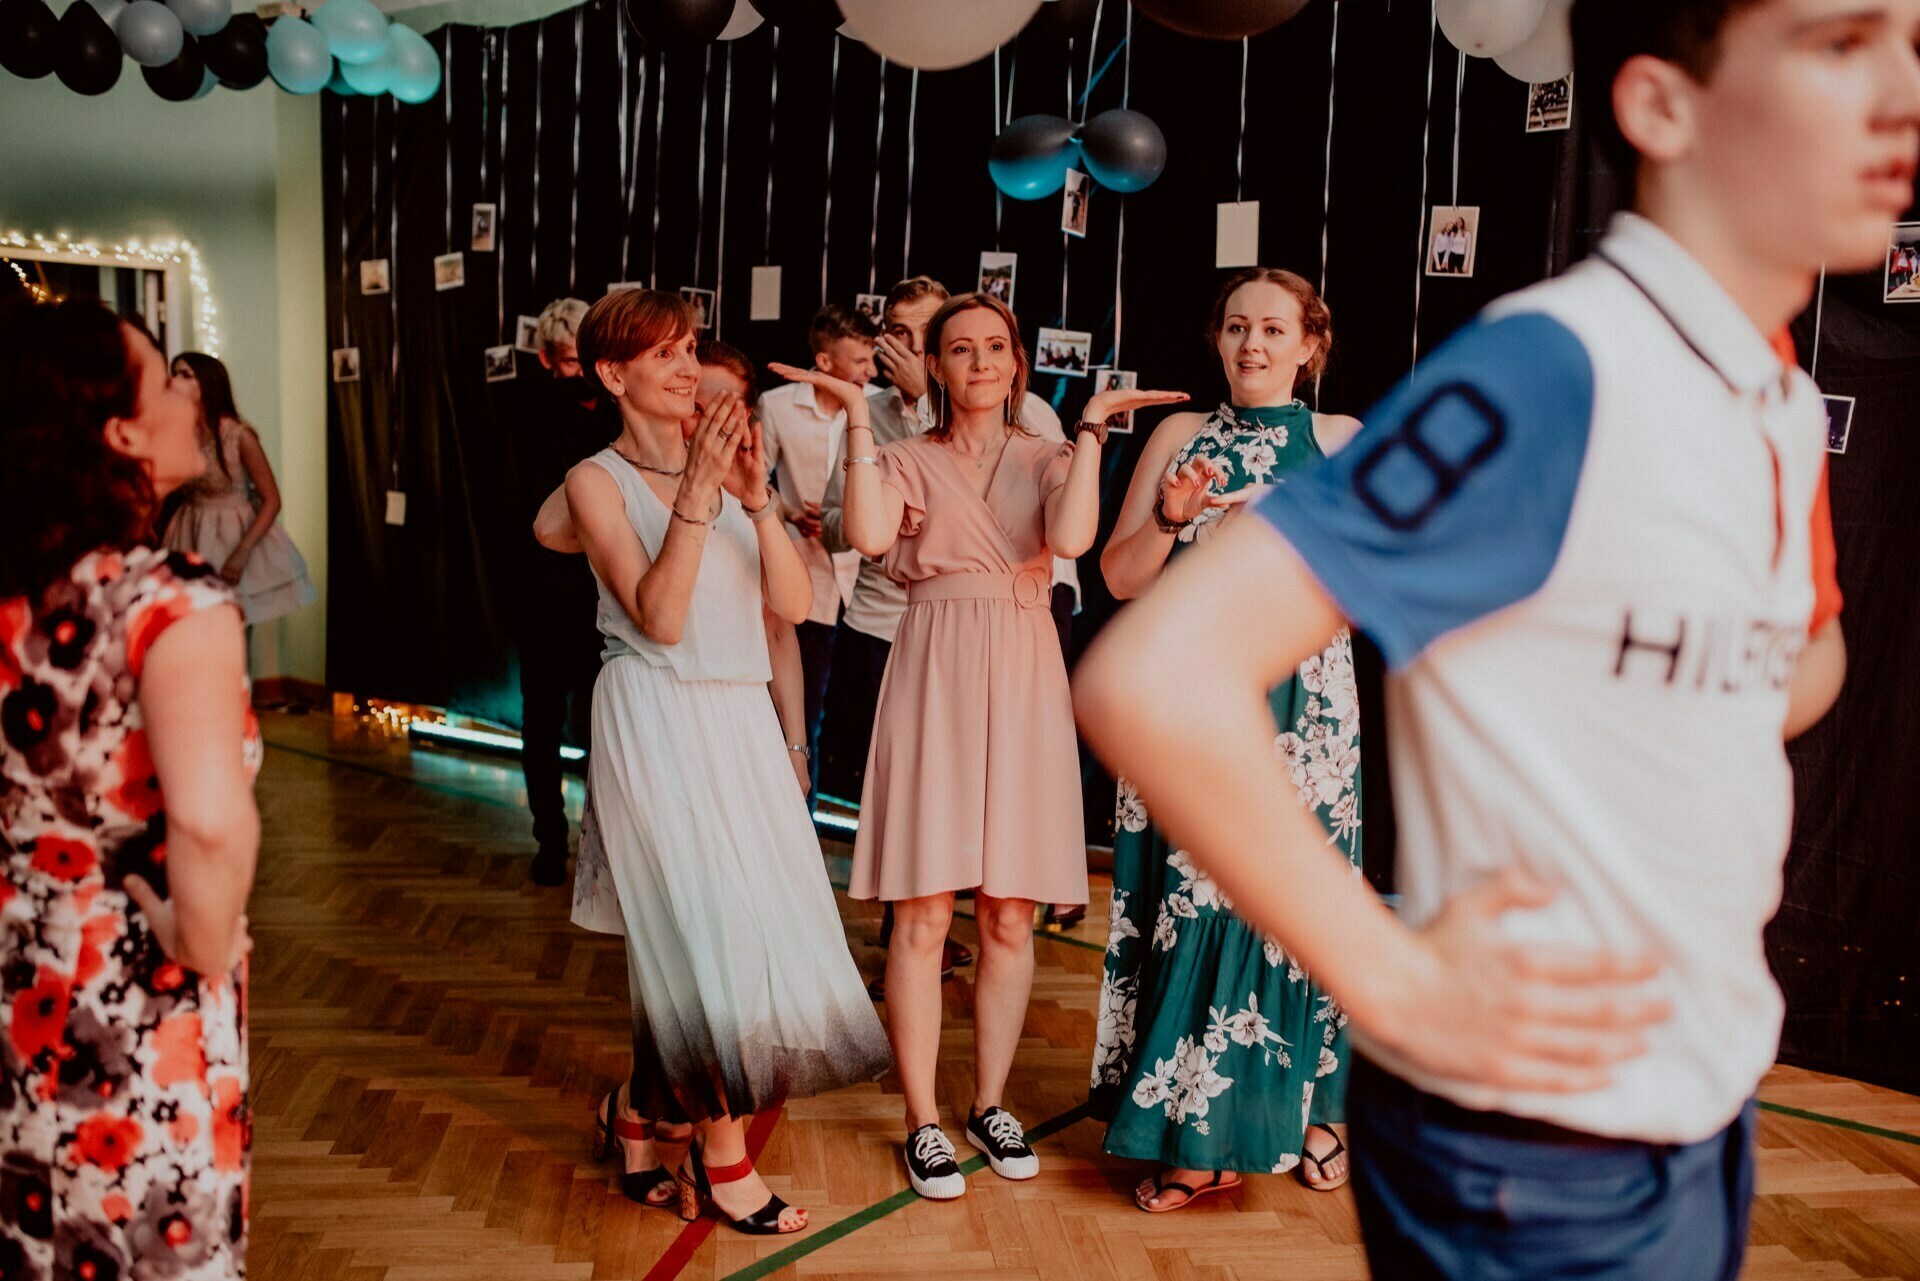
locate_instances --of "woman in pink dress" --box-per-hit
[774,293,1182,1200]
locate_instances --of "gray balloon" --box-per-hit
[117,0,182,64]
[166,0,228,37]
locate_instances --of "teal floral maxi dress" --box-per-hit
[1091,402,1363,1175]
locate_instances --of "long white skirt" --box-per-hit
[573,655,891,1121]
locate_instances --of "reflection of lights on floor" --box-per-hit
[408,719,585,761]
[402,718,859,834]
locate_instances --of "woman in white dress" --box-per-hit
[561,289,892,1236]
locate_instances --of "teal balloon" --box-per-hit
[266,15,329,91]
[988,114,1080,201]
[310,0,384,64]
[1078,108,1167,192]
[385,22,438,103]
[336,35,390,92]
[324,61,357,93]
[190,63,214,95]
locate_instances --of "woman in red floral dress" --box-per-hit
[0,296,260,1279]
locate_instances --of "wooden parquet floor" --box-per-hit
[245,712,1920,1281]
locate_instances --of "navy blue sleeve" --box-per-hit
[1255,311,1595,670]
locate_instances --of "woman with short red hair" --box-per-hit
[561,290,889,1236]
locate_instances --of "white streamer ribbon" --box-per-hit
[532,26,544,289]
[569,8,583,289]
[651,53,667,286]
[764,28,779,264]
[694,45,713,286]
[904,69,918,272]
[444,33,454,252]
[1236,37,1249,202]
[1320,0,1339,301]
[716,44,733,336]
[1411,0,1437,372]
[822,34,841,303]
[868,54,888,294]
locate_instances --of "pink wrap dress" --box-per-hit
[849,430,1089,906]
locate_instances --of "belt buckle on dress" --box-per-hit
[1012,569,1047,610]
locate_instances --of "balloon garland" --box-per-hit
[0,0,442,104]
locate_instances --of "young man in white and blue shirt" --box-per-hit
[1076,1,1918,1275]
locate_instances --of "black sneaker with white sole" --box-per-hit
[905,1124,966,1200]
[965,1107,1039,1180]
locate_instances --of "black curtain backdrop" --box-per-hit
[1779,271,1920,1095]
[322,1,1915,1088]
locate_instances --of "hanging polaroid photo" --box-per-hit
[470,203,497,253]
[1426,206,1482,279]
[1216,201,1260,269]
[607,280,648,294]
[434,252,466,291]
[331,346,361,383]
[750,266,782,320]
[1061,169,1091,239]
[855,293,887,326]
[679,287,715,330]
[1092,368,1140,432]
[360,259,391,295]
[1035,327,1093,377]
[514,315,541,354]
[1884,223,1920,302]
[979,252,1017,308]
[484,344,516,383]
[1525,75,1573,133]
[1824,395,1856,454]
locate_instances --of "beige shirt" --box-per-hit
[760,381,864,627]
[821,388,1080,644]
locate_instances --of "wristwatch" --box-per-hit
[1074,419,1110,446]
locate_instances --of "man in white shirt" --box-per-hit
[1076,1,1911,1276]
[759,303,878,794]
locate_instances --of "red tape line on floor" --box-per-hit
[641,1105,785,1281]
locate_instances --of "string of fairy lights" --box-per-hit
[1,228,221,358]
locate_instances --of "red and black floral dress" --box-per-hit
[0,548,259,1281]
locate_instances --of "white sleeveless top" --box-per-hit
[585,449,772,685]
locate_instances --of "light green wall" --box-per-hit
[0,75,327,683]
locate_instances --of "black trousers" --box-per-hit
[796,619,839,798]
[519,594,601,851]
[817,623,892,805]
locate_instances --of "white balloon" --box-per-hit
[1435,0,1547,58]
[837,0,1040,71]
[718,0,762,39]
[1493,0,1571,82]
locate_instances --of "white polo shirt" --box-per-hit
[759,381,864,627]
[1255,213,1829,1143]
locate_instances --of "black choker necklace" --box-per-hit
[615,449,685,478]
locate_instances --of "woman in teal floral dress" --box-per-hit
[1093,269,1364,1211]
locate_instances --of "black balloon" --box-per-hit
[142,31,203,99]
[1079,108,1168,192]
[745,0,841,32]
[200,10,264,88]
[1130,0,1312,40]
[54,0,121,95]
[0,0,59,79]
[1023,0,1097,41]
[626,0,732,46]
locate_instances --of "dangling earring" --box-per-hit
[938,380,950,429]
